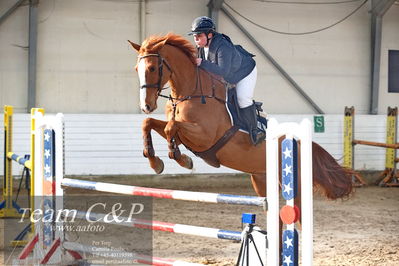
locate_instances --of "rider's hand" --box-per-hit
[196,58,202,66]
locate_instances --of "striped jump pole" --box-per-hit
[266,118,313,266]
[1,105,45,247]
[74,211,242,241]
[62,178,265,207]
[1,106,44,218]
[6,153,32,169]
[1,105,38,218]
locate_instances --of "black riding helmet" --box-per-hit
[188,16,216,35]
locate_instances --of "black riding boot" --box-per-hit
[240,104,266,145]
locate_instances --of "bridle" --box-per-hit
[137,52,226,118]
[138,53,172,93]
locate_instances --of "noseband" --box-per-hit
[138,53,172,93]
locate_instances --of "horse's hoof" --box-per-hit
[184,155,193,169]
[152,156,164,174]
[178,154,193,170]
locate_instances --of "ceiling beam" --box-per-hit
[369,0,395,114]
[207,0,224,31]
[0,0,26,26]
[371,0,395,16]
[27,0,38,112]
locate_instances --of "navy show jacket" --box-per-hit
[198,32,256,84]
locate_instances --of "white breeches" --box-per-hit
[236,66,257,108]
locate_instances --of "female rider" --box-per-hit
[188,16,265,145]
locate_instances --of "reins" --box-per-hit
[163,67,226,119]
[138,52,227,119]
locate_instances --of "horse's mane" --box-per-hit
[140,33,197,65]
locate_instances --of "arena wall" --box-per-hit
[0,114,395,176]
[1,0,398,114]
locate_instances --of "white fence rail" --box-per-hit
[0,113,395,176]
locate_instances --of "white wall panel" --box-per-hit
[219,0,371,114]
[1,113,397,177]
[0,1,29,113]
[34,0,141,113]
[1,1,398,114]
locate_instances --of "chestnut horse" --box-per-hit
[128,33,353,200]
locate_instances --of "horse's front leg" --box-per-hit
[142,118,168,174]
[164,119,194,170]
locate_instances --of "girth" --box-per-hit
[185,125,240,168]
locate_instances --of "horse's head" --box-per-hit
[128,39,172,114]
[129,34,198,113]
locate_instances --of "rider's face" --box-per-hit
[193,33,210,48]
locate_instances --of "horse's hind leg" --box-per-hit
[250,173,266,197]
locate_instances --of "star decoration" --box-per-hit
[44,164,51,174]
[283,183,293,194]
[44,149,51,159]
[284,235,293,249]
[44,132,51,142]
[282,146,292,159]
[283,255,293,266]
[283,164,292,176]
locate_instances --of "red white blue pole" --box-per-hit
[73,211,242,241]
[61,178,265,207]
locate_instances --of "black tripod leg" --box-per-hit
[235,236,245,266]
[246,236,250,266]
[236,235,252,266]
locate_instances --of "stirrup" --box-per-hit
[254,102,263,112]
[250,130,266,146]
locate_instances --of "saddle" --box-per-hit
[226,88,267,134]
[188,88,267,168]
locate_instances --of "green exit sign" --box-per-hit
[314,116,324,133]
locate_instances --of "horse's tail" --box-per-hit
[312,142,354,200]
